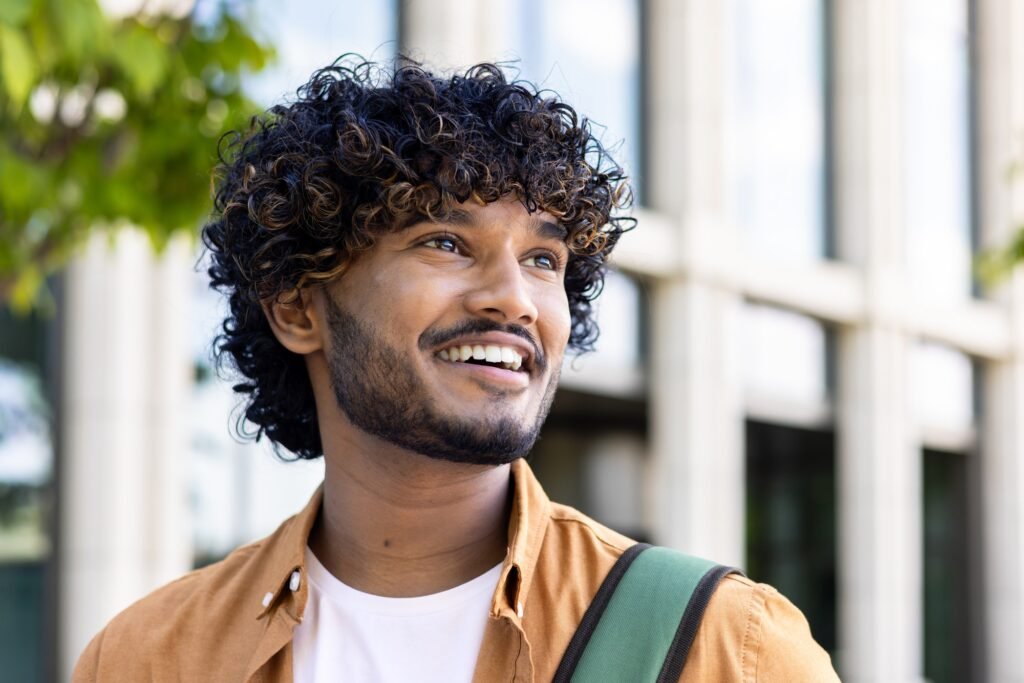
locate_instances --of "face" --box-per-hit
[321,198,572,465]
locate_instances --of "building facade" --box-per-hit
[1,0,1022,681]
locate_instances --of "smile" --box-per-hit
[437,344,524,372]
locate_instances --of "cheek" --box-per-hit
[539,287,572,347]
[364,264,458,332]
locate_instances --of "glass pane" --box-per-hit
[0,308,54,680]
[904,0,972,300]
[505,0,642,199]
[923,448,976,683]
[245,0,398,106]
[560,269,645,396]
[746,420,836,656]
[912,342,974,435]
[727,0,827,261]
[741,303,829,410]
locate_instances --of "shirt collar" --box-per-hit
[253,457,551,623]
[492,458,551,623]
[254,483,323,621]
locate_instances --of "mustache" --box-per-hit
[419,319,546,372]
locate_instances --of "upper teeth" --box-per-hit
[438,344,523,371]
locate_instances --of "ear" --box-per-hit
[262,287,324,355]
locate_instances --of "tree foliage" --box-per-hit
[0,0,273,309]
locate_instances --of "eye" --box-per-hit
[422,236,460,253]
[523,252,560,271]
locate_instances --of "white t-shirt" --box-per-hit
[292,547,503,683]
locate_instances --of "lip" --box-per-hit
[432,332,537,373]
[435,355,531,389]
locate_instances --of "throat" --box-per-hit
[312,457,513,597]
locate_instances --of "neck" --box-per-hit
[310,429,512,598]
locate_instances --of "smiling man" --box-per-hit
[73,59,838,682]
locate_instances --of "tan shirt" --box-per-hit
[74,459,840,682]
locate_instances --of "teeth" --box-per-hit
[485,345,502,363]
[438,344,526,371]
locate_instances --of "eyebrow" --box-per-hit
[442,208,568,242]
[407,206,569,241]
[533,218,568,242]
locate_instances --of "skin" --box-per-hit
[264,197,572,597]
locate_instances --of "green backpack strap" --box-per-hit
[552,543,740,683]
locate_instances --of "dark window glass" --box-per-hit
[923,448,980,683]
[745,420,836,655]
[0,306,56,681]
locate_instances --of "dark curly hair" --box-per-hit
[202,56,634,459]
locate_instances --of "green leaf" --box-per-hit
[9,264,42,313]
[0,25,36,108]
[50,0,104,61]
[0,0,32,27]
[113,25,169,99]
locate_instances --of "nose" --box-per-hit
[463,253,539,326]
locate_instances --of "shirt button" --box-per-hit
[261,591,274,607]
[289,570,302,592]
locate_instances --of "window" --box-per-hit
[746,420,836,655]
[904,0,973,300]
[923,447,979,683]
[0,307,55,680]
[912,341,975,449]
[244,0,400,104]
[505,0,642,200]
[560,269,646,397]
[741,302,832,425]
[727,0,829,261]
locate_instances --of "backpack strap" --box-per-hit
[553,543,739,683]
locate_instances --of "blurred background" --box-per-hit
[2,0,1023,681]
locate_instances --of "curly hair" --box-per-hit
[202,56,634,459]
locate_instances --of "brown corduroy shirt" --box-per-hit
[74,459,839,682]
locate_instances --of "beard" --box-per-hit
[324,296,559,465]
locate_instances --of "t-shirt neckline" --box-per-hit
[303,546,504,617]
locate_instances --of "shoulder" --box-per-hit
[72,539,273,682]
[684,573,840,682]
[546,501,636,553]
[537,502,636,602]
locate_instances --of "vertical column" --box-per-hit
[975,1,1024,680]
[645,0,745,566]
[59,231,193,679]
[833,1,923,680]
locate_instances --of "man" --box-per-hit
[74,58,838,681]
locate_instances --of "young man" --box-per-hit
[74,59,838,681]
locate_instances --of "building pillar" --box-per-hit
[975,1,1024,680]
[833,0,924,680]
[58,230,193,679]
[645,0,745,566]
[836,327,921,681]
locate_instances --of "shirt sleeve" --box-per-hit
[680,574,840,682]
[741,582,840,682]
[71,628,104,683]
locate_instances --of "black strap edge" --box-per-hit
[656,565,742,683]
[551,542,652,683]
